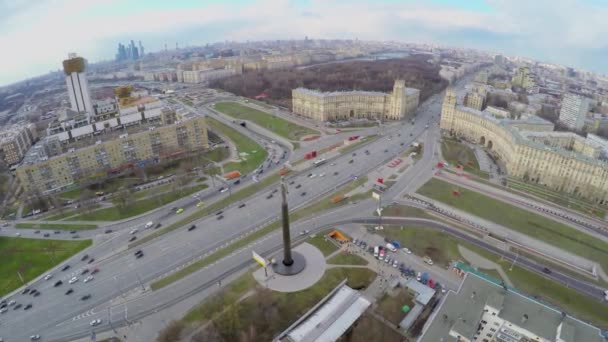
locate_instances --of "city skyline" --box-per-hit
[2,0,608,86]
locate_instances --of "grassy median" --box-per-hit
[215,102,319,140]
[417,178,608,272]
[15,223,97,230]
[150,176,368,290]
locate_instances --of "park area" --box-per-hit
[440,138,488,178]
[159,267,377,342]
[214,102,319,141]
[417,178,608,272]
[205,116,267,175]
[0,237,91,296]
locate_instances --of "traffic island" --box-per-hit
[253,242,326,293]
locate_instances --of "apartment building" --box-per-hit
[559,94,589,130]
[292,80,420,122]
[0,122,37,165]
[16,99,208,194]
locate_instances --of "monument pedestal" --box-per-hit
[272,251,306,276]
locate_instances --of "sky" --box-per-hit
[2,0,608,86]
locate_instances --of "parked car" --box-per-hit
[188,225,197,231]
[61,265,70,271]
[238,203,246,208]
[65,289,74,295]
[54,280,63,287]
[80,294,91,301]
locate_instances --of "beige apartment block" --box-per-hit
[291,80,420,122]
[16,116,208,194]
[440,89,608,204]
[0,122,37,165]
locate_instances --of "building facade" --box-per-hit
[0,122,37,165]
[559,94,589,130]
[63,53,93,114]
[464,91,486,111]
[291,80,420,122]
[440,89,608,204]
[16,115,208,195]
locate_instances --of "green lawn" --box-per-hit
[15,223,97,230]
[376,288,416,325]
[508,178,606,219]
[306,234,339,256]
[417,178,608,271]
[183,267,376,341]
[206,116,268,175]
[215,102,319,140]
[71,184,208,221]
[246,99,273,109]
[57,187,82,199]
[327,252,368,266]
[441,138,489,178]
[0,237,92,296]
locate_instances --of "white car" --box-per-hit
[43,274,53,281]
[90,319,102,326]
[69,277,78,284]
[0,307,7,314]
[129,229,138,235]
[402,247,412,254]
[319,173,325,177]
[84,276,94,283]
[7,300,15,306]
[393,259,399,268]
[15,233,21,237]
[310,174,317,179]
[220,187,229,193]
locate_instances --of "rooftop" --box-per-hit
[419,273,605,342]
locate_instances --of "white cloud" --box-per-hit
[2,0,608,84]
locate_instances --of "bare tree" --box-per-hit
[156,320,184,342]
[113,188,133,211]
[79,189,96,214]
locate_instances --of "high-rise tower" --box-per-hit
[62,53,93,115]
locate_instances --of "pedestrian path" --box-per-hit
[457,245,513,287]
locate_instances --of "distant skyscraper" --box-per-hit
[559,93,589,130]
[62,53,93,114]
[116,40,143,61]
[138,41,144,57]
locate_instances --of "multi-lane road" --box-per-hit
[2,72,604,341]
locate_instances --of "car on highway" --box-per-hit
[295,184,302,189]
[69,230,77,234]
[154,223,162,229]
[384,149,388,153]
[24,304,32,310]
[54,230,61,234]
[30,335,40,341]
[301,192,306,196]
[310,174,317,178]
[104,229,113,234]
[175,208,184,214]
[348,159,354,164]
[15,232,20,237]
[65,289,74,295]
[188,225,197,231]
[129,229,138,235]
[61,265,70,271]
[90,319,102,326]
[43,233,50,237]
[0,307,7,314]
[72,234,80,239]
[69,277,78,284]
[129,236,137,242]
[543,267,552,274]
[91,268,99,275]
[43,273,53,281]
[216,210,223,216]
[217,215,224,220]
[289,180,295,185]
[54,280,63,287]
[80,294,91,301]
[13,304,22,310]
[81,254,89,261]
[266,194,273,199]
[196,202,205,207]
[333,171,339,176]
[34,230,40,234]
[84,276,94,283]
[238,203,246,208]
[88,258,95,264]
[81,269,89,275]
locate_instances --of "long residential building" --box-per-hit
[291,80,420,122]
[440,89,608,204]
[16,109,208,195]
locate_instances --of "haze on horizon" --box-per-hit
[2,0,608,86]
